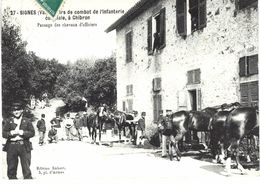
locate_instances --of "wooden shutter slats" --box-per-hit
[198,0,207,29]
[248,54,258,75]
[159,8,166,48]
[147,17,153,54]
[176,0,187,36]
[239,57,246,77]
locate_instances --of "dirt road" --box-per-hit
[1,99,260,183]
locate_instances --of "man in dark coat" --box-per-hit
[2,102,35,179]
[48,125,58,143]
[50,114,62,140]
[136,112,146,146]
[73,113,83,141]
[36,114,46,145]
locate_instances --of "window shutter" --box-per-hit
[197,89,202,110]
[147,17,153,55]
[187,70,193,84]
[122,101,126,111]
[194,69,201,83]
[159,8,166,48]
[153,94,162,122]
[250,81,258,102]
[126,32,132,63]
[240,83,249,106]
[237,0,258,10]
[248,54,258,75]
[176,0,187,36]
[127,99,133,112]
[239,57,246,77]
[198,0,207,29]
[153,77,161,91]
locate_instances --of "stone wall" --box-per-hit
[115,0,258,125]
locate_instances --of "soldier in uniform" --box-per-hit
[50,114,62,140]
[64,113,74,141]
[74,113,83,141]
[48,125,58,143]
[136,112,146,146]
[2,102,35,179]
[36,114,46,146]
[157,110,164,148]
[160,109,175,157]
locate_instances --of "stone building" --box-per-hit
[106,0,258,125]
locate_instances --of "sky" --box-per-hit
[2,0,140,64]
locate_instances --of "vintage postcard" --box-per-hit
[1,0,259,184]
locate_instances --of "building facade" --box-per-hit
[106,0,258,125]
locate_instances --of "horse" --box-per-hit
[209,102,241,163]
[87,113,99,143]
[170,102,241,160]
[113,110,136,142]
[223,107,259,175]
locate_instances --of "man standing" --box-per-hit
[74,113,83,141]
[64,113,74,141]
[36,114,46,146]
[2,102,35,179]
[161,109,174,157]
[157,110,164,148]
[80,112,89,138]
[136,112,146,146]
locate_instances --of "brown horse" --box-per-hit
[223,107,259,175]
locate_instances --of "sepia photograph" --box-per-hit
[1,0,259,183]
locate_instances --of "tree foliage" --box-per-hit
[1,10,66,117]
[55,57,117,110]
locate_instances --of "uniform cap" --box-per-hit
[11,102,23,111]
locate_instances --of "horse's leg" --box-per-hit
[234,140,246,174]
[246,136,252,163]
[225,144,232,175]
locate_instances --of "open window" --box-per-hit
[176,0,206,37]
[147,8,166,55]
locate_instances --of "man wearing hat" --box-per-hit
[2,102,35,179]
[161,109,174,157]
[50,114,62,140]
[36,114,46,146]
[157,110,164,147]
[64,113,74,141]
[136,112,146,146]
[80,112,89,138]
[48,125,58,143]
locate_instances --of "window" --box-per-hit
[239,54,258,77]
[240,81,258,107]
[126,84,133,96]
[176,0,206,36]
[187,69,201,84]
[125,31,132,63]
[236,0,258,10]
[147,8,166,55]
[153,77,161,92]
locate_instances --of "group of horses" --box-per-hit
[84,102,259,175]
[165,102,259,174]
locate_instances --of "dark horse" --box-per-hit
[87,113,99,143]
[170,103,240,160]
[223,107,259,174]
[113,110,136,142]
[209,102,241,163]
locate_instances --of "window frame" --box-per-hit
[187,69,201,84]
[147,7,166,55]
[239,54,258,77]
[235,0,258,11]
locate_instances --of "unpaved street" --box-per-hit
[1,99,260,183]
